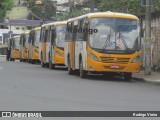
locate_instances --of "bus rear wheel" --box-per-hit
[124,73,132,81]
[31,59,35,64]
[79,60,87,78]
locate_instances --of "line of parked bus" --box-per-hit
[7,12,141,80]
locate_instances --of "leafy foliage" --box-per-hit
[0,0,14,18]
[28,0,56,20]
[82,0,160,16]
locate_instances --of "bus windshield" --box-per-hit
[89,18,140,54]
[25,34,29,47]
[56,25,66,49]
[14,37,20,48]
[35,30,40,46]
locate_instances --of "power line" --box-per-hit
[29,10,41,20]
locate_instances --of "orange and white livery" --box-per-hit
[10,35,21,61]
[40,21,67,69]
[65,12,141,80]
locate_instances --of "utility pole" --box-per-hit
[144,0,151,75]
[69,0,73,17]
[90,0,95,12]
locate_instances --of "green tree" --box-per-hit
[81,0,160,16]
[28,0,56,21]
[0,0,14,18]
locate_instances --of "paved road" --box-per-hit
[0,61,160,119]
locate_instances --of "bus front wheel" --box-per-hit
[124,73,132,81]
[79,60,87,78]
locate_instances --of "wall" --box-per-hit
[141,12,160,70]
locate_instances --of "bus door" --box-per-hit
[28,32,32,60]
[72,22,78,70]
[42,27,49,63]
[46,27,50,63]
[75,19,86,69]
[22,34,25,59]
[19,35,23,59]
[50,26,55,63]
[24,34,29,59]
[10,38,14,58]
[31,31,35,59]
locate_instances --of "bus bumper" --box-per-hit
[33,52,39,60]
[13,54,20,59]
[87,62,140,73]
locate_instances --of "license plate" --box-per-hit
[110,65,119,69]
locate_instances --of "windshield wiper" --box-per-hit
[118,32,128,50]
[101,28,111,53]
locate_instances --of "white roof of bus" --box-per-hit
[12,35,20,38]
[67,11,139,22]
[41,21,67,27]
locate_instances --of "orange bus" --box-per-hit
[65,12,141,80]
[40,21,67,69]
[10,35,20,61]
[19,32,29,62]
[28,27,41,64]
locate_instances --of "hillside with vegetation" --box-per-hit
[75,0,160,17]
[0,0,14,19]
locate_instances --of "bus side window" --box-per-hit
[22,35,25,47]
[28,32,32,44]
[46,27,50,42]
[65,22,73,41]
[20,35,22,45]
[83,18,89,41]
[73,25,78,41]
[44,28,49,42]
[13,39,15,48]
[77,19,84,41]
[40,27,43,42]
[51,29,55,45]
[24,35,27,46]
[40,27,45,42]
[31,32,35,45]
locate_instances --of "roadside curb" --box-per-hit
[132,77,160,86]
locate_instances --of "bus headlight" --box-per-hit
[132,56,140,63]
[56,51,62,57]
[90,53,99,62]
